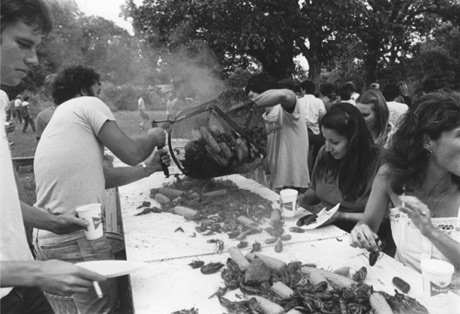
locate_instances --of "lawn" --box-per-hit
[9,110,167,203]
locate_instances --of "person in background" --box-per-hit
[1,1,106,313]
[350,92,460,293]
[138,94,149,129]
[36,74,57,141]
[382,83,409,129]
[13,94,23,123]
[370,82,380,90]
[245,72,310,193]
[338,84,355,106]
[169,90,184,121]
[344,81,360,101]
[34,64,170,314]
[21,96,36,133]
[422,78,439,94]
[356,89,390,147]
[319,82,339,111]
[298,103,384,234]
[396,80,412,108]
[298,80,326,172]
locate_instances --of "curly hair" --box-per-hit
[1,0,53,34]
[315,103,381,201]
[386,91,460,194]
[356,89,389,146]
[244,72,280,95]
[51,65,100,105]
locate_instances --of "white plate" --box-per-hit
[295,203,341,230]
[76,260,147,278]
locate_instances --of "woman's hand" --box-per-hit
[399,195,434,236]
[349,222,380,252]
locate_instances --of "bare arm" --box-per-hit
[252,89,297,112]
[400,196,460,270]
[20,202,88,234]
[349,165,391,251]
[1,260,106,296]
[103,149,170,189]
[298,188,321,207]
[98,122,165,166]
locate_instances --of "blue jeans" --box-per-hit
[1,287,53,314]
[34,230,119,314]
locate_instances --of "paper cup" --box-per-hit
[280,189,298,218]
[420,259,454,307]
[76,203,103,240]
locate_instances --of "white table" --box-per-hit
[117,172,460,314]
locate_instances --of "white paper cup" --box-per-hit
[420,259,454,307]
[280,189,298,218]
[76,203,103,240]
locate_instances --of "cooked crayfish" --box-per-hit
[201,262,224,274]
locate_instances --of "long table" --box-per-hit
[117,171,460,314]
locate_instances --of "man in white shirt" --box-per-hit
[382,83,409,127]
[298,80,326,170]
[1,1,105,313]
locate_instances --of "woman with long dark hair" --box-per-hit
[298,102,383,232]
[350,92,460,293]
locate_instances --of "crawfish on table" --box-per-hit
[201,262,224,274]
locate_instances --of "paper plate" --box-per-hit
[76,260,147,278]
[295,203,341,230]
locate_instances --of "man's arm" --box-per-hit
[20,202,88,234]
[252,89,297,112]
[1,260,106,296]
[98,122,165,166]
[103,149,170,189]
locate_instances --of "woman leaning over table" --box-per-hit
[350,92,460,293]
[298,103,386,235]
[356,89,391,147]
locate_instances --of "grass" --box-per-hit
[10,110,168,203]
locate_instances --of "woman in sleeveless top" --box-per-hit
[349,91,460,294]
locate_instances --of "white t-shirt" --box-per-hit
[263,100,310,190]
[386,101,408,127]
[0,90,33,299]
[297,94,326,135]
[138,97,145,110]
[34,97,115,220]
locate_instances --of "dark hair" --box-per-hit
[278,78,300,94]
[382,83,400,101]
[356,89,389,146]
[422,78,439,94]
[386,91,460,194]
[320,83,337,97]
[244,72,280,95]
[344,81,356,93]
[339,85,352,101]
[316,103,380,200]
[301,80,316,95]
[51,65,100,105]
[1,0,53,34]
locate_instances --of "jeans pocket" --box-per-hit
[35,238,81,262]
[80,236,115,261]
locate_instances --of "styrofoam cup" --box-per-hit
[420,259,454,307]
[280,189,298,218]
[76,203,103,240]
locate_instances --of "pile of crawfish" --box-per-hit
[215,257,429,314]
[148,178,276,239]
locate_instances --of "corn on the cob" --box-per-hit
[155,193,171,206]
[245,253,287,271]
[173,206,198,219]
[333,266,351,277]
[301,266,354,289]
[369,292,393,314]
[158,187,184,199]
[251,295,285,314]
[204,144,228,167]
[237,216,258,229]
[308,269,329,290]
[285,309,303,314]
[200,127,221,153]
[228,247,250,271]
[272,281,294,299]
